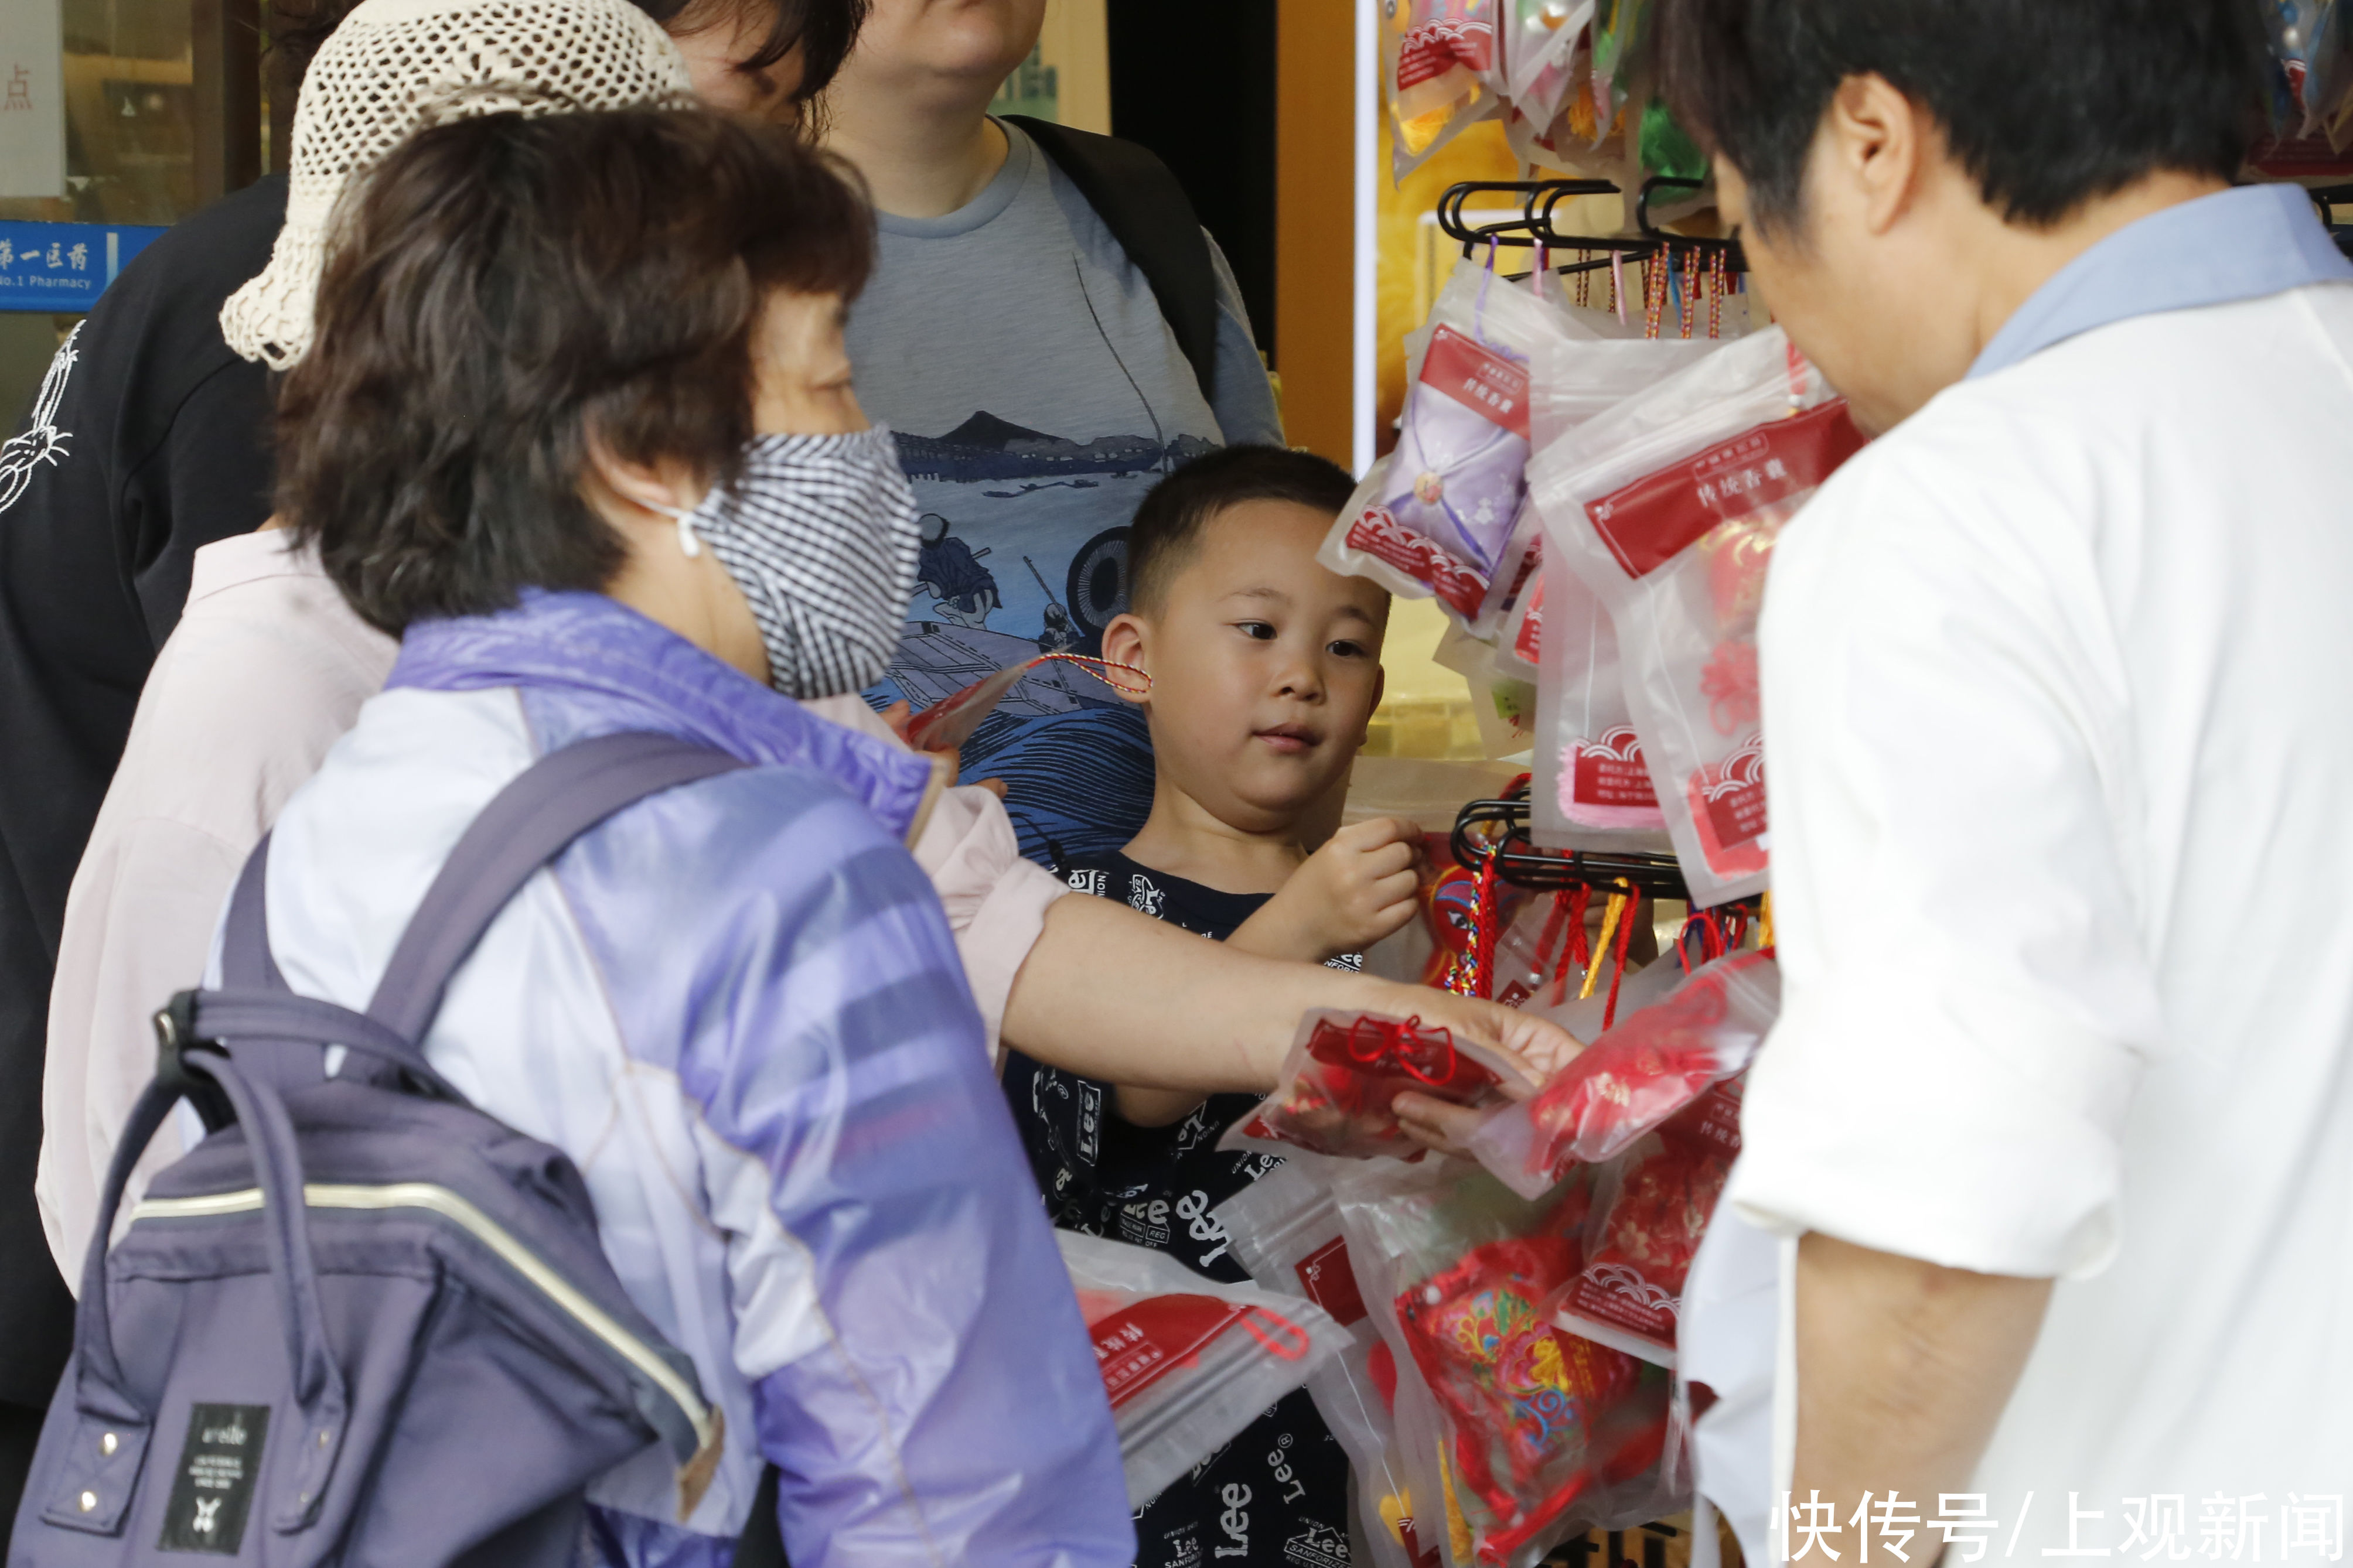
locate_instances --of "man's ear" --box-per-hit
[1823,71,1927,238]
[1100,612,1152,706]
[1363,662,1386,747]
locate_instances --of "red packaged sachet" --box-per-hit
[1547,1084,1742,1365]
[1059,1230,1351,1506]
[1334,1162,1686,1568]
[1469,952,1778,1200]
[1393,1187,1673,1564]
[1222,1010,1530,1162]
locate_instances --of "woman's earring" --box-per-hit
[676,511,703,558]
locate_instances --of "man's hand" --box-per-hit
[1384,986,1586,1157]
[1229,817,1425,965]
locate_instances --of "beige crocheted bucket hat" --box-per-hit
[220,0,694,370]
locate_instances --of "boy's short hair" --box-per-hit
[1127,444,1360,614]
[279,106,873,633]
[1657,0,2267,234]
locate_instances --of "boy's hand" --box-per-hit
[1229,817,1425,965]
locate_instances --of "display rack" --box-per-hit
[2307,183,2353,259]
[1434,176,1747,276]
[1449,793,1694,903]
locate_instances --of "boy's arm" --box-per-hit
[1226,815,1424,964]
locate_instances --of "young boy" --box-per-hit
[1002,443,1421,1568]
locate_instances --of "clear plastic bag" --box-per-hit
[1529,328,1867,907]
[1334,1160,1685,1568]
[1223,1009,1531,1162]
[1470,952,1776,1200]
[1503,0,1592,128]
[1436,621,1539,759]
[1546,1094,1738,1365]
[2267,0,2349,130]
[1325,257,1629,622]
[1387,0,1503,180]
[1059,1228,1352,1507]
[1216,1165,1437,1568]
[1525,333,1733,848]
[1531,566,1662,841]
[1467,507,1545,651]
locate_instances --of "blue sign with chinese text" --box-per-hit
[0,221,167,313]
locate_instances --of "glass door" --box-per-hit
[1,0,261,422]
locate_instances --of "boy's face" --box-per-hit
[1106,499,1389,836]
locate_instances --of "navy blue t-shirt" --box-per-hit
[1002,853,1354,1568]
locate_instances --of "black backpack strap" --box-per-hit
[1007,115,1222,405]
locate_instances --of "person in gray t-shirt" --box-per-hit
[826,1,1283,863]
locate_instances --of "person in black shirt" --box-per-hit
[0,0,862,1539]
[1003,446,1426,1568]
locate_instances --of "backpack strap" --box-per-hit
[362,731,746,1044]
[220,840,288,992]
[1006,115,1222,405]
[189,732,745,1089]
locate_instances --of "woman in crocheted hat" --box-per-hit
[0,0,867,1531]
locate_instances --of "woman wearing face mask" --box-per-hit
[236,103,1137,1566]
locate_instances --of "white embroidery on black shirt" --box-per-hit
[0,322,80,514]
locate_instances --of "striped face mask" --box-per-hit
[669,426,922,699]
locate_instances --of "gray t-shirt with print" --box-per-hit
[847,121,1283,863]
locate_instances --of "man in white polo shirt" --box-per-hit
[1654,0,2353,1557]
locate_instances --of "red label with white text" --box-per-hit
[1572,726,1658,809]
[1686,738,1769,876]
[1294,1236,1368,1327]
[1511,574,1544,665]
[1584,401,1865,579]
[1396,17,1494,90]
[1346,505,1488,616]
[1420,324,1531,439]
[1674,1078,1744,1157]
[1086,1294,1250,1408]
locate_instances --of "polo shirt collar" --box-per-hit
[1970,182,2353,378]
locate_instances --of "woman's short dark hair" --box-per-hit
[633,0,869,105]
[278,106,874,634]
[1128,445,1362,614]
[1657,0,2269,234]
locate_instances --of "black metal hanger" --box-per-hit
[1435,176,1750,279]
[1450,794,1694,903]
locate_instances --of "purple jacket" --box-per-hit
[250,590,1131,1568]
